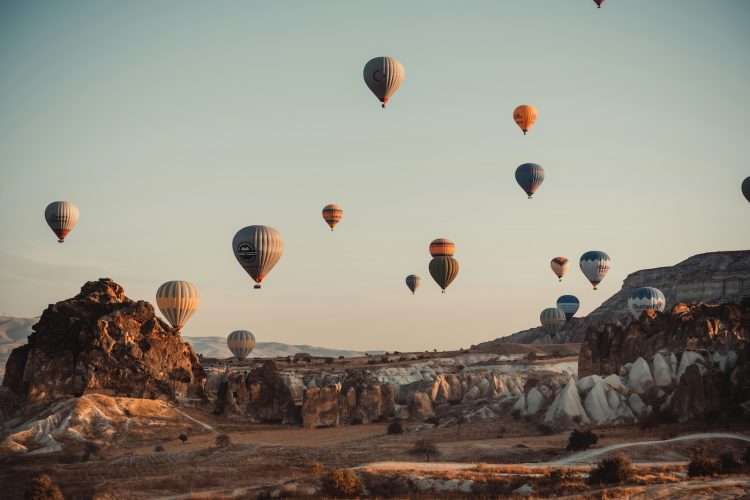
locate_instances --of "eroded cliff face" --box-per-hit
[476,250,750,347]
[1,279,206,403]
[578,300,750,378]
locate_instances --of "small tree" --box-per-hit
[23,475,64,500]
[567,429,598,451]
[387,421,404,435]
[588,455,633,485]
[178,433,188,445]
[215,433,232,448]
[409,438,440,462]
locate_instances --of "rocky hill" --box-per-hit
[186,336,373,359]
[474,250,750,347]
[1,279,206,406]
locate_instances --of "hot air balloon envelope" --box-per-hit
[429,256,459,293]
[580,250,611,290]
[45,201,79,243]
[550,257,570,282]
[322,204,343,230]
[232,225,284,289]
[405,275,421,294]
[363,57,405,107]
[513,105,537,135]
[628,287,666,318]
[540,307,566,336]
[156,281,200,330]
[227,330,256,360]
[515,163,545,199]
[429,238,455,257]
[556,295,580,320]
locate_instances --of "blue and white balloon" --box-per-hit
[628,287,666,318]
[580,250,611,290]
[556,295,580,321]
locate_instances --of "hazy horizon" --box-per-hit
[1,1,748,351]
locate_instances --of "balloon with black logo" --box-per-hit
[232,225,284,289]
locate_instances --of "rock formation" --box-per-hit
[1,279,206,404]
[475,250,750,346]
[579,300,749,378]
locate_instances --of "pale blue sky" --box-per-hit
[1,1,748,351]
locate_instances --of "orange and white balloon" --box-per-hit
[322,204,343,231]
[550,257,570,282]
[513,104,537,135]
[45,201,79,243]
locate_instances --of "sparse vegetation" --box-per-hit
[23,474,64,500]
[566,429,598,451]
[588,455,634,485]
[537,423,554,435]
[387,421,404,435]
[306,459,323,475]
[178,433,188,445]
[215,433,232,448]
[360,472,414,498]
[321,469,362,498]
[687,451,719,478]
[409,438,440,462]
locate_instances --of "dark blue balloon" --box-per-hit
[743,176,750,203]
[556,295,580,320]
[515,163,545,199]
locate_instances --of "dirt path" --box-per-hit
[543,432,750,466]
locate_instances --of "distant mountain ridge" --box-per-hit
[185,336,374,359]
[474,250,750,348]
[0,316,372,379]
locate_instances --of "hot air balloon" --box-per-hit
[556,295,580,321]
[429,257,459,293]
[594,0,605,7]
[540,308,566,336]
[227,330,256,360]
[628,287,666,319]
[515,163,545,199]
[580,251,611,290]
[742,177,750,203]
[429,238,455,257]
[405,275,421,295]
[322,204,343,231]
[550,257,570,282]
[363,57,405,108]
[156,281,200,330]
[44,201,79,243]
[232,225,284,289]
[513,105,537,135]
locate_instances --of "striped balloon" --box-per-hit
[429,238,455,257]
[44,201,79,243]
[556,295,580,321]
[232,225,284,289]
[742,177,750,203]
[429,257,459,293]
[580,250,611,290]
[363,57,405,108]
[405,275,421,295]
[540,307,566,336]
[322,204,343,231]
[550,257,570,282]
[227,330,256,360]
[515,163,545,199]
[155,281,200,330]
[513,104,537,135]
[628,287,666,319]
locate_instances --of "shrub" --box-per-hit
[324,357,334,364]
[306,459,323,475]
[387,421,404,435]
[178,433,188,445]
[409,438,440,462]
[425,415,440,425]
[546,468,580,492]
[380,356,390,363]
[588,455,633,485]
[23,474,64,500]
[638,411,660,430]
[82,441,100,461]
[471,478,514,496]
[57,452,78,464]
[154,445,165,452]
[743,445,750,465]
[215,434,232,448]
[511,409,521,420]
[719,452,740,474]
[350,416,363,425]
[497,425,507,438]
[688,451,720,478]
[393,351,401,355]
[567,429,598,451]
[338,355,344,359]
[572,415,582,424]
[360,472,413,497]
[537,424,554,436]
[321,469,362,498]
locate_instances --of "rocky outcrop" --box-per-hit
[672,364,720,420]
[579,300,749,378]
[216,361,301,424]
[1,279,206,405]
[475,251,750,346]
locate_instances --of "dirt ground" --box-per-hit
[1,401,748,499]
